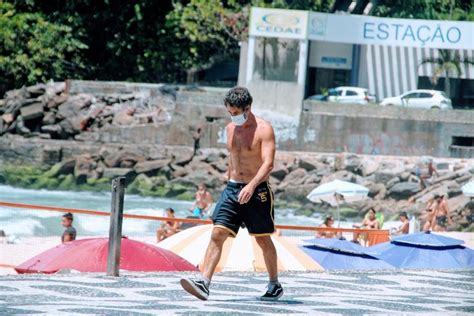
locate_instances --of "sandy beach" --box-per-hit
[1,232,473,275]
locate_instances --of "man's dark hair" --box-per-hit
[400,211,408,219]
[166,208,175,214]
[63,212,73,221]
[224,87,253,109]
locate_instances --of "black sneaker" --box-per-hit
[180,278,209,301]
[260,282,283,301]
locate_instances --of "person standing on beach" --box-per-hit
[61,212,76,243]
[432,194,452,232]
[180,87,282,301]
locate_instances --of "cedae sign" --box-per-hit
[249,7,308,39]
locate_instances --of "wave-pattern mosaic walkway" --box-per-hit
[1,270,473,315]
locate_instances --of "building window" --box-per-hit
[452,136,474,147]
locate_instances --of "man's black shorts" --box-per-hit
[212,181,275,237]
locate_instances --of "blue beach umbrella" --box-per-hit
[367,232,474,269]
[300,238,395,270]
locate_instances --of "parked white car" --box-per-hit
[308,86,376,105]
[380,90,452,110]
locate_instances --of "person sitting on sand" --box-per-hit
[317,215,337,238]
[157,208,181,242]
[189,183,213,219]
[392,212,410,235]
[352,208,379,242]
[61,212,77,243]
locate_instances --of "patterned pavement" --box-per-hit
[0,270,473,315]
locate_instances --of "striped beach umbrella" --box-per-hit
[158,224,323,272]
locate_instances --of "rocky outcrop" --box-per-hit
[0,82,171,139]
[0,137,473,231]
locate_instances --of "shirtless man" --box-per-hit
[189,183,213,218]
[431,194,452,232]
[392,212,409,235]
[180,87,282,301]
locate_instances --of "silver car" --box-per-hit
[380,90,452,110]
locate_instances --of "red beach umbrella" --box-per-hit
[15,237,198,274]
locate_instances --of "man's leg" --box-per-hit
[255,235,283,301]
[201,227,230,281]
[180,226,230,300]
[255,236,278,280]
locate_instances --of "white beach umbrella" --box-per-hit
[461,181,474,197]
[306,179,369,226]
[158,224,323,272]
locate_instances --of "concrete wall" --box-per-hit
[63,80,474,158]
[247,80,304,119]
[298,102,474,158]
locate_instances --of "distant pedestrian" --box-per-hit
[420,159,439,189]
[61,213,76,243]
[192,126,203,156]
[432,194,452,232]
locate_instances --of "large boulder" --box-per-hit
[278,184,315,203]
[359,159,379,177]
[41,145,62,165]
[57,94,94,119]
[344,155,362,174]
[74,155,98,184]
[43,159,76,177]
[104,150,145,168]
[388,182,422,200]
[368,182,387,200]
[270,162,288,181]
[280,168,307,187]
[20,103,44,121]
[134,159,171,174]
[386,177,401,189]
[320,170,356,184]
[102,168,136,183]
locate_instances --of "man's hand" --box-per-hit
[238,183,256,204]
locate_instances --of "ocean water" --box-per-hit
[0,185,332,238]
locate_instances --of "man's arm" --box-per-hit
[238,123,276,204]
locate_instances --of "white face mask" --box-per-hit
[230,109,248,126]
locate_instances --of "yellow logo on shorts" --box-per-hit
[258,192,268,203]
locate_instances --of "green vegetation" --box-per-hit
[1,0,471,93]
[0,163,195,200]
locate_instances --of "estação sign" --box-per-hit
[363,21,462,46]
[250,8,473,50]
[307,12,472,49]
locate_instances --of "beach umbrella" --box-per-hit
[299,238,394,270]
[158,224,323,272]
[461,181,474,197]
[306,180,369,226]
[367,231,474,269]
[15,237,198,274]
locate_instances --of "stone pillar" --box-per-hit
[297,39,309,86]
[246,36,256,84]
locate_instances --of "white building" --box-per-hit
[238,7,474,119]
